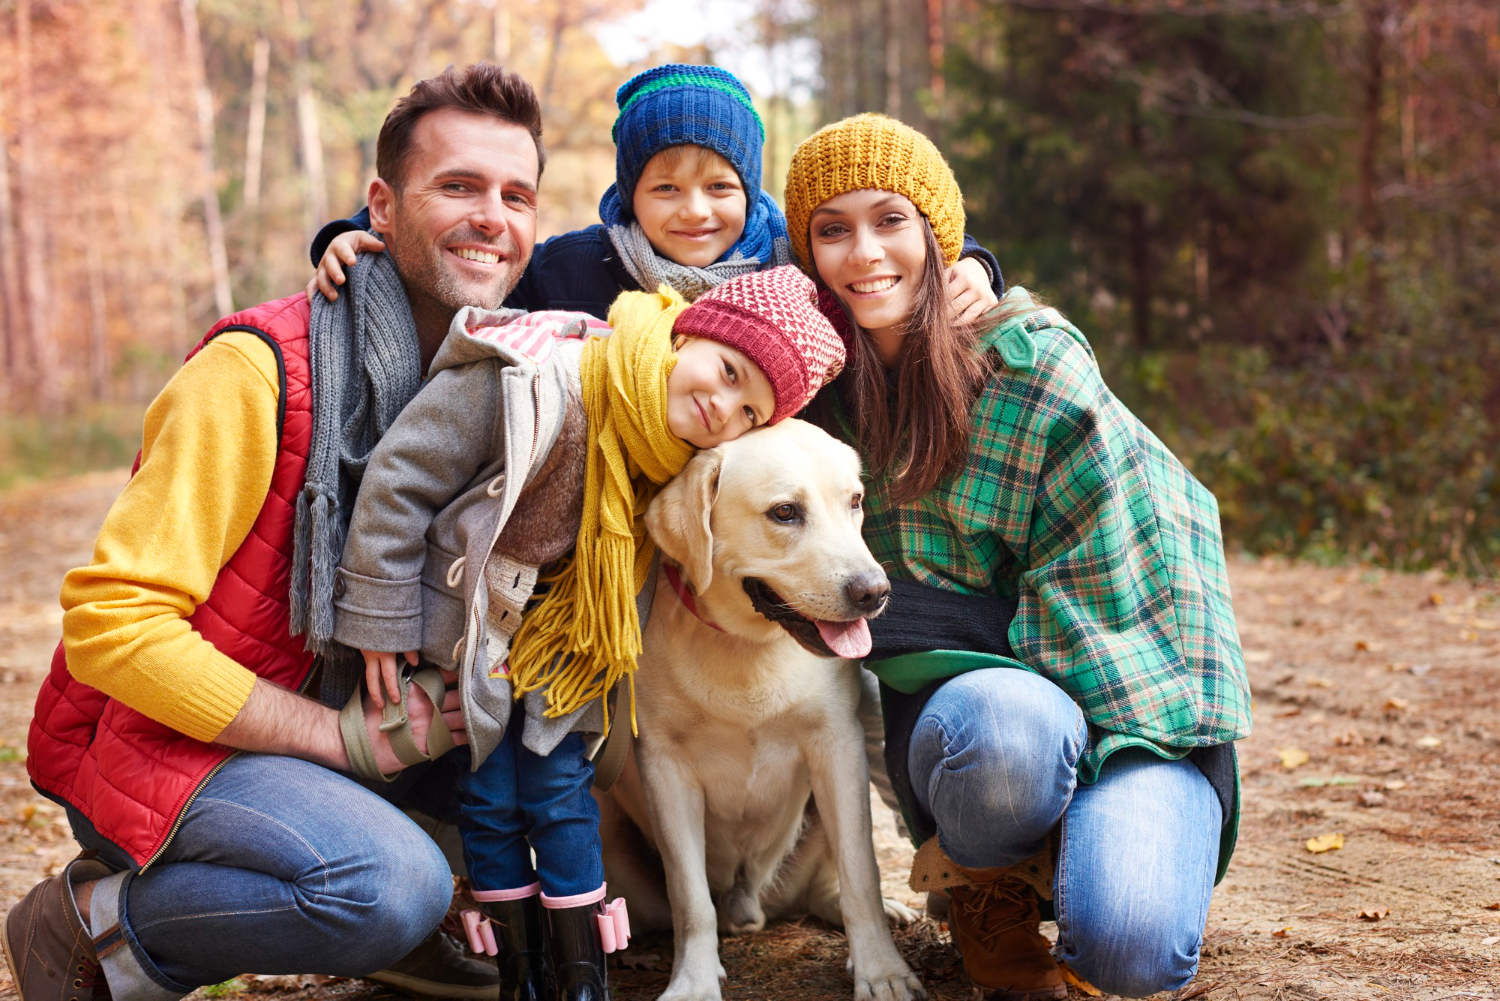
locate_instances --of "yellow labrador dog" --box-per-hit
[599,419,923,1001]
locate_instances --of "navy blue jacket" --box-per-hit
[311,208,1004,321]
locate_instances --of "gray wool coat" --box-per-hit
[331,305,652,767]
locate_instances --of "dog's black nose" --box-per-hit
[845,572,890,613]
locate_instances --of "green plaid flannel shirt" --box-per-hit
[861,291,1252,786]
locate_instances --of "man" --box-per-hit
[4,63,544,1000]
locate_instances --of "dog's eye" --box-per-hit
[851,493,863,511]
[768,502,802,524]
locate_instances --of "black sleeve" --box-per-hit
[504,235,548,312]
[309,206,374,266]
[959,232,1006,298]
[867,577,1017,661]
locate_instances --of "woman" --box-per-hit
[783,114,1252,1001]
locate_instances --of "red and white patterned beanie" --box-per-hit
[672,265,845,425]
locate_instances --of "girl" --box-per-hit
[783,114,1252,1001]
[331,266,845,1001]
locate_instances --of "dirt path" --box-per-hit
[0,472,1496,1001]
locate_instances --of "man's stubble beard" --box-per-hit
[385,215,529,317]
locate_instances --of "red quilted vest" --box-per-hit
[28,295,315,867]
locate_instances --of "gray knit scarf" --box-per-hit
[290,248,423,699]
[605,221,791,302]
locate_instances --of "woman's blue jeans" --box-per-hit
[67,754,454,999]
[908,668,1222,999]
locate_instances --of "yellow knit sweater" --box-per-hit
[60,332,279,742]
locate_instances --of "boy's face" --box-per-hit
[666,337,775,449]
[631,147,748,268]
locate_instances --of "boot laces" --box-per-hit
[952,875,1035,948]
[70,954,112,1001]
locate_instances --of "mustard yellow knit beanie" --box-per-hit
[783,113,965,270]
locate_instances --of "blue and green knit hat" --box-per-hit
[611,64,765,217]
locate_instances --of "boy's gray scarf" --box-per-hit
[290,249,423,688]
[605,221,791,302]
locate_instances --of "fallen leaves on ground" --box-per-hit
[1057,962,1102,997]
[1279,748,1310,769]
[1306,833,1345,853]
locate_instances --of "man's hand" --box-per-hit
[305,230,386,304]
[946,256,999,324]
[363,667,468,775]
[215,670,467,774]
[363,648,419,708]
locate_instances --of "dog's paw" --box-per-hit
[851,965,925,1001]
[718,885,766,935]
[881,896,919,926]
[658,968,725,1001]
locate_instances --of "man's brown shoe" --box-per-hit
[949,876,1066,1001]
[2,853,115,1001]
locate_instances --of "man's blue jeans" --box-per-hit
[67,754,453,999]
[908,669,1222,999]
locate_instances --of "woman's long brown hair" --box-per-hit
[812,221,1028,504]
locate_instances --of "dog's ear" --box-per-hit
[646,448,723,591]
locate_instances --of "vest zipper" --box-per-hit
[138,661,320,872]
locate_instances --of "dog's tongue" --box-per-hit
[815,617,873,659]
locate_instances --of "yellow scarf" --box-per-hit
[508,286,695,734]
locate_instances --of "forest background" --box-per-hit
[0,0,1496,576]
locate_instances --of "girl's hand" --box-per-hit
[946,257,999,323]
[361,648,420,708]
[305,231,386,304]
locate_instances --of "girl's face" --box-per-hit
[632,146,749,268]
[808,189,928,358]
[665,337,774,449]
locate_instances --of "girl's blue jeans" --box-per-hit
[454,701,604,897]
[908,668,1222,999]
[66,754,454,999]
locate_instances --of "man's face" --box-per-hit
[370,107,540,314]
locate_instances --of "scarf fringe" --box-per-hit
[507,287,693,734]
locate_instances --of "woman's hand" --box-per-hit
[305,231,386,304]
[361,647,419,708]
[946,257,999,323]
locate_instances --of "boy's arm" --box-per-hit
[960,233,1005,297]
[309,206,373,266]
[60,333,278,742]
[332,360,505,654]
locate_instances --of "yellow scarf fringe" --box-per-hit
[507,286,694,735]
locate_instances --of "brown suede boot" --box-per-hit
[949,876,1066,1001]
[909,838,1065,1001]
[2,852,115,1001]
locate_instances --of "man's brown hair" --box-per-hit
[376,63,546,192]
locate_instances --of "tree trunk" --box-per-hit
[1127,106,1151,349]
[884,0,901,119]
[1356,0,1388,308]
[493,0,510,63]
[926,0,945,105]
[243,36,270,218]
[179,0,234,318]
[283,0,327,234]
[85,215,109,401]
[0,87,22,398]
[541,0,571,108]
[14,0,58,413]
